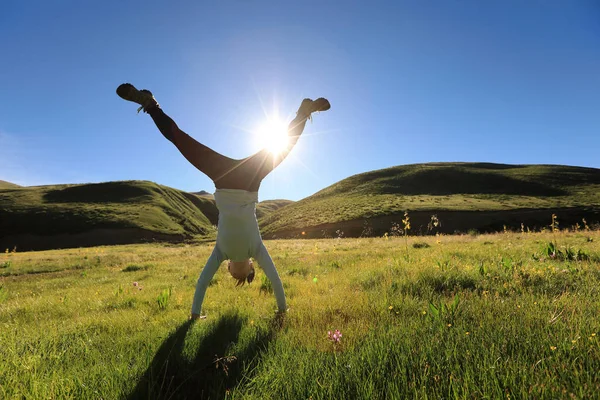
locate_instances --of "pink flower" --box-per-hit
[327,329,342,344]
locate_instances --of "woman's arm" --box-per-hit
[191,246,225,318]
[253,242,287,312]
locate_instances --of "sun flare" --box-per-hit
[255,117,289,155]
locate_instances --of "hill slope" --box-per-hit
[256,199,294,220]
[0,181,217,251]
[191,190,214,200]
[259,163,600,238]
[0,180,21,189]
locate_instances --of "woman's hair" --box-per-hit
[228,259,255,286]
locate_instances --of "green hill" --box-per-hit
[3,163,599,250]
[0,181,294,251]
[0,180,21,189]
[191,190,214,200]
[259,163,600,238]
[256,199,294,220]
[0,181,217,251]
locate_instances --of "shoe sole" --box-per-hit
[314,98,331,112]
[116,83,140,102]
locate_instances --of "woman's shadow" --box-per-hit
[128,311,283,399]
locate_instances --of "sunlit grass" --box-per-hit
[1,231,600,398]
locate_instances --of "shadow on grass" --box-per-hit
[128,311,283,399]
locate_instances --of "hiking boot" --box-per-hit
[297,97,331,119]
[116,83,159,113]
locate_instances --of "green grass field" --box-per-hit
[1,229,600,399]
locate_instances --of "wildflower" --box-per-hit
[133,282,138,287]
[327,329,342,344]
[402,212,411,231]
[465,332,470,335]
[388,305,393,310]
[550,346,557,351]
[447,323,452,327]
[551,214,559,233]
[422,311,427,315]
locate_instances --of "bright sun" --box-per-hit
[255,117,289,155]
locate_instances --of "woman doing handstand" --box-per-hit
[116,83,330,319]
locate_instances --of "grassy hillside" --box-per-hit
[256,199,294,220]
[0,181,216,250]
[191,190,214,200]
[0,180,21,189]
[259,163,600,237]
[187,193,218,225]
[4,162,599,249]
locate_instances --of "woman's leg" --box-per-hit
[153,98,328,191]
[117,83,239,185]
[242,98,330,189]
[253,242,287,312]
[118,84,328,190]
[146,107,238,184]
[149,109,310,192]
[191,245,225,316]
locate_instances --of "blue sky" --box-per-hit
[1,1,599,201]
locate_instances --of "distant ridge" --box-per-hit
[258,162,600,238]
[256,199,294,220]
[191,190,214,200]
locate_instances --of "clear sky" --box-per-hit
[1,1,599,201]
